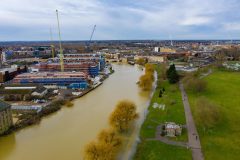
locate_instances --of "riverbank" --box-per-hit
[133,65,192,160]
[0,72,111,137]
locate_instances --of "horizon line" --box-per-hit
[0,39,240,43]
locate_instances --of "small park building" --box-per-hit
[165,122,182,137]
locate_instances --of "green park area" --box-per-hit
[134,141,191,160]
[134,65,191,160]
[187,70,240,160]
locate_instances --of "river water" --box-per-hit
[0,64,150,160]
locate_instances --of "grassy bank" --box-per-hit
[139,82,187,141]
[187,70,240,160]
[135,141,191,160]
[134,65,191,160]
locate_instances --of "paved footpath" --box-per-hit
[179,82,204,160]
[146,125,188,148]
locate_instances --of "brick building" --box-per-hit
[0,101,13,135]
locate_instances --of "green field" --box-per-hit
[134,140,191,160]
[134,65,191,160]
[139,82,188,141]
[187,70,240,160]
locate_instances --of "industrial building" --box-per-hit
[61,53,106,70]
[13,72,88,89]
[0,85,48,101]
[34,53,105,77]
[154,47,176,53]
[0,65,28,83]
[35,62,99,77]
[0,101,13,135]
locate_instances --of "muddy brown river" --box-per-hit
[0,64,151,160]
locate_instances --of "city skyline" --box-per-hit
[1,0,240,41]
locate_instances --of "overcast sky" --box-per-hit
[0,0,240,41]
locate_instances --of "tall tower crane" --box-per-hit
[56,10,64,72]
[86,25,96,52]
[90,25,96,42]
[50,28,55,58]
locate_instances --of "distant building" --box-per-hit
[154,47,160,52]
[160,47,176,53]
[0,101,13,135]
[4,46,52,59]
[154,47,176,53]
[114,53,121,60]
[1,52,7,63]
[119,55,134,63]
[148,56,165,63]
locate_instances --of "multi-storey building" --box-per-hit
[36,62,99,77]
[0,101,13,135]
[13,72,88,89]
[34,53,105,77]
[0,65,28,83]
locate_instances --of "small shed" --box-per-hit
[31,86,48,97]
[165,122,182,137]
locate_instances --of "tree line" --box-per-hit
[138,63,155,91]
[215,47,240,68]
[135,57,147,66]
[215,47,240,61]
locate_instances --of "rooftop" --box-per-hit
[15,71,87,77]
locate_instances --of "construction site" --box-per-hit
[33,53,105,78]
[13,72,89,89]
[9,11,106,89]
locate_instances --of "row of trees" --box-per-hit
[84,100,139,160]
[215,47,240,68]
[215,47,240,61]
[139,63,180,90]
[138,64,155,91]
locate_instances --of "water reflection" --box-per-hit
[0,134,16,160]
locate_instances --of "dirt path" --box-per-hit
[179,82,204,160]
[146,124,188,148]
[200,69,212,79]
